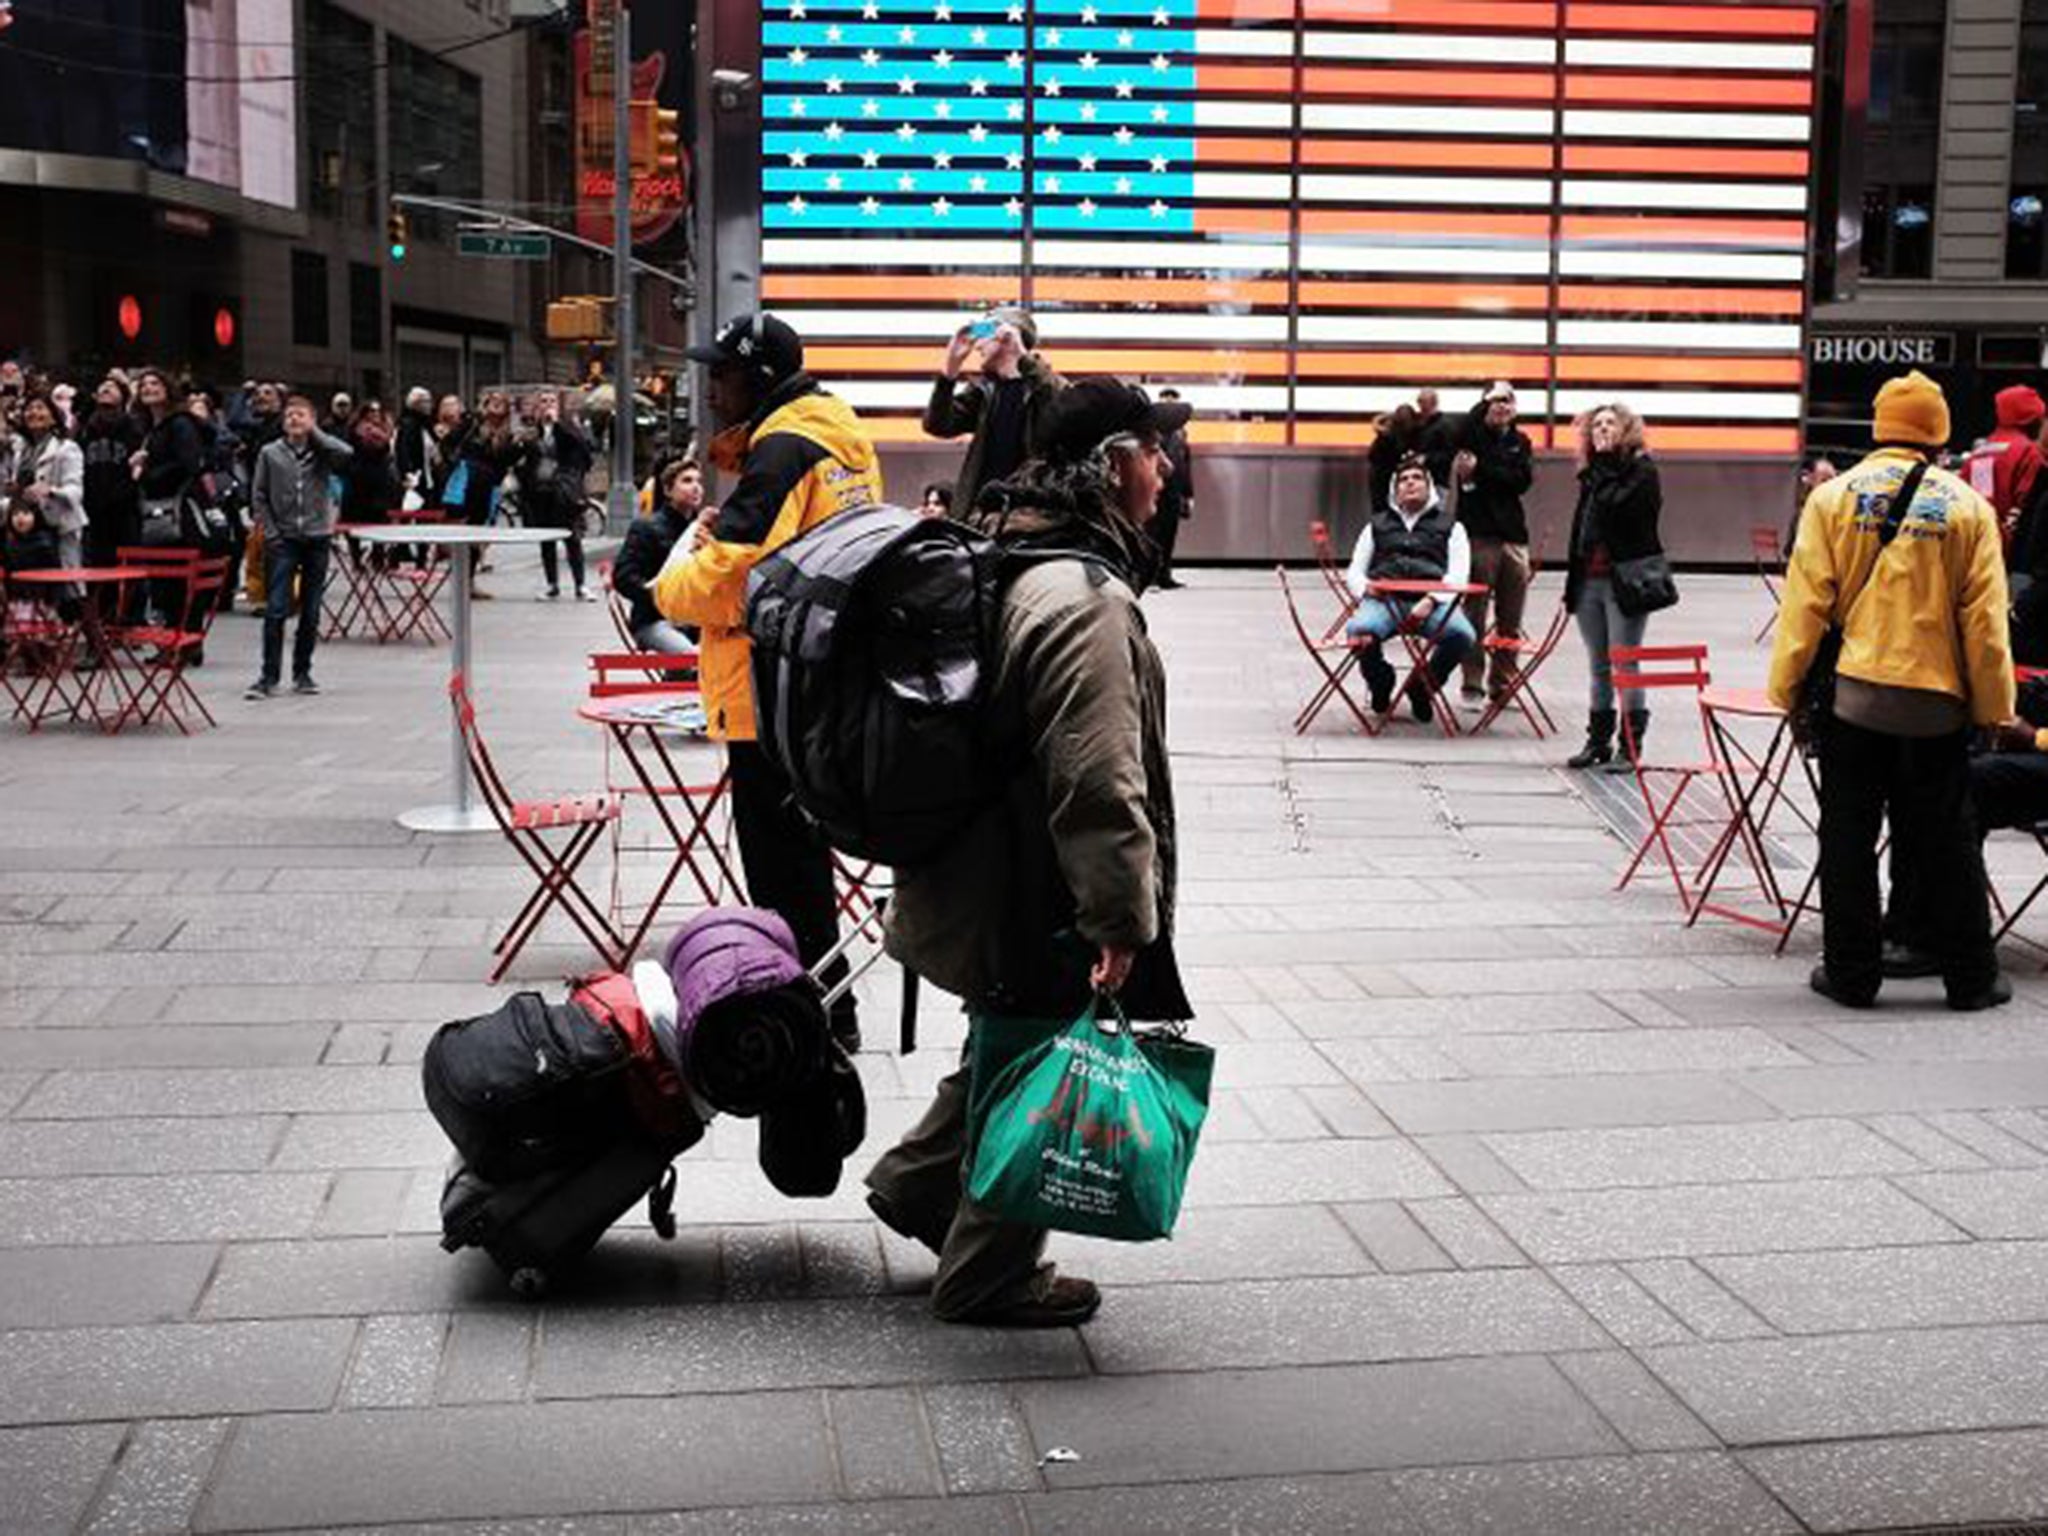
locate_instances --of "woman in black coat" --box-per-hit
[133,369,210,637]
[1562,402,1665,769]
[515,389,594,601]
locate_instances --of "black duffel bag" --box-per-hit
[422,992,635,1183]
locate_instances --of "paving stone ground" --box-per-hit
[5,552,2048,1533]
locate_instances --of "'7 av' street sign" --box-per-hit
[457,230,550,260]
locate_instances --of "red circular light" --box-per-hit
[213,307,235,349]
[116,295,142,341]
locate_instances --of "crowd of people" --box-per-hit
[0,363,611,697]
[15,311,2048,1319]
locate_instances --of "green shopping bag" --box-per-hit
[964,999,1214,1243]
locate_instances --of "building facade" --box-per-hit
[1809,0,2048,459]
[0,0,571,402]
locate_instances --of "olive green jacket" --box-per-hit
[884,556,1185,1020]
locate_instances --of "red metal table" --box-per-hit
[1691,685,1819,939]
[1362,579,1488,737]
[577,693,742,964]
[3,567,145,732]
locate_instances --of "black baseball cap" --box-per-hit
[686,312,805,383]
[1042,379,1193,464]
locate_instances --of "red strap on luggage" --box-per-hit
[569,972,697,1146]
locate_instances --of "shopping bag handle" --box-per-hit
[1091,988,1132,1034]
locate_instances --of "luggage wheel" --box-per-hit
[509,1267,549,1300]
[649,1164,679,1241]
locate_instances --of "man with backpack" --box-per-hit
[864,378,1194,1329]
[1771,371,2014,1011]
[655,313,882,1050]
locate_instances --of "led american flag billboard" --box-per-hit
[760,0,1817,454]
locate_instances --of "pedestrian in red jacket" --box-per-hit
[1964,384,2046,556]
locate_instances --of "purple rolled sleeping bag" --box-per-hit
[663,909,828,1117]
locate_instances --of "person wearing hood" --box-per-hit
[1343,452,1476,721]
[1964,384,2046,560]
[654,312,883,1051]
[868,377,1193,1330]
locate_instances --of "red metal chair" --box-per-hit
[373,512,453,644]
[1608,644,1742,910]
[582,651,737,960]
[322,525,381,639]
[114,556,230,733]
[587,650,699,698]
[451,670,625,982]
[1751,525,1786,643]
[1278,566,1376,736]
[599,561,639,653]
[109,546,203,630]
[1470,600,1570,738]
[1306,519,1358,639]
[0,571,72,722]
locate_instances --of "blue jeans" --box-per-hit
[1574,576,1649,712]
[1345,597,1477,692]
[262,534,331,686]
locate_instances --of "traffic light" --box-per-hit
[546,297,611,343]
[652,108,681,179]
[387,207,409,262]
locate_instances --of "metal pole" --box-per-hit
[448,541,475,819]
[610,2,636,530]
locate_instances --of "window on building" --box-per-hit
[306,2,378,224]
[292,250,330,349]
[1863,0,1944,279]
[349,262,382,354]
[388,39,485,243]
[2009,2,2048,276]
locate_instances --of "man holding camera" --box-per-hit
[924,307,1064,514]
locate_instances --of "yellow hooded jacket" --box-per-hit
[653,387,883,741]
[1768,447,2014,726]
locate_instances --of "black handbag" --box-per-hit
[1611,552,1678,617]
[1793,459,1929,743]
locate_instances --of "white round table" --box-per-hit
[349,524,569,833]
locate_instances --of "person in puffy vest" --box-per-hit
[1771,370,2013,1012]
[1343,452,1476,720]
[867,378,1192,1331]
[1964,384,2045,558]
[654,313,883,1051]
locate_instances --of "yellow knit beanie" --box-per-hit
[1872,370,1951,448]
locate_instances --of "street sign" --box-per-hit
[457,230,550,260]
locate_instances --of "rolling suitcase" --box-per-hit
[439,1119,702,1299]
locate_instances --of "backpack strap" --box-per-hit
[1838,458,1931,627]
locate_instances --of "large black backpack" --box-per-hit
[745,503,1012,867]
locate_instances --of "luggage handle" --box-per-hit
[814,897,891,1011]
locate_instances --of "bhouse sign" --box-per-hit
[1810,332,1957,368]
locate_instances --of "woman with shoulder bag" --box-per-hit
[133,370,211,643]
[1562,402,1676,770]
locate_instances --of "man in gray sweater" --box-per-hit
[246,394,352,700]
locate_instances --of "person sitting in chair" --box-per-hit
[1343,453,1476,721]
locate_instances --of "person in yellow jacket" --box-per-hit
[655,313,883,1049]
[1769,370,2015,1011]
